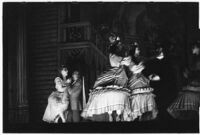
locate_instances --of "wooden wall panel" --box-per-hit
[27,4,59,123]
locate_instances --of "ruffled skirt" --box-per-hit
[128,74,158,121]
[81,87,131,121]
[129,92,158,121]
[167,91,200,120]
[43,92,69,123]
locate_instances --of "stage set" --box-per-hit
[3,2,200,133]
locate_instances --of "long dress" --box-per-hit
[167,70,200,120]
[81,54,131,121]
[42,77,70,123]
[128,62,158,121]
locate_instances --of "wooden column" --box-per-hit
[15,5,29,123]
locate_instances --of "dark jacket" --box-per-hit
[69,79,82,110]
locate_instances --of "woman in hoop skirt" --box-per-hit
[167,44,200,120]
[42,65,71,123]
[81,34,132,122]
[127,43,163,121]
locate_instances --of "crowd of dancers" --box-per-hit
[42,33,200,123]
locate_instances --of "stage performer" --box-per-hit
[43,65,71,123]
[167,44,200,120]
[68,71,82,122]
[127,43,163,121]
[81,34,132,122]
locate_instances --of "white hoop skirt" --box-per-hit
[167,90,200,120]
[130,92,158,121]
[81,87,131,121]
[128,74,158,121]
[43,91,69,123]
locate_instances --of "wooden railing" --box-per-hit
[58,41,108,63]
[60,22,91,43]
[59,22,108,58]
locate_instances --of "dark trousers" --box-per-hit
[72,110,80,122]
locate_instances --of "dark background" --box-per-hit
[3,2,199,133]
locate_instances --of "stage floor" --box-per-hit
[4,119,199,133]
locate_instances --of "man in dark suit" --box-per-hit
[68,71,82,122]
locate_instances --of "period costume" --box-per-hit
[128,62,158,121]
[69,79,82,122]
[167,70,200,120]
[42,77,70,123]
[81,54,131,121]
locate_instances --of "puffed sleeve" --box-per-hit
[54,77,62,90]
[55,77,62,83]
[93,70,116,88]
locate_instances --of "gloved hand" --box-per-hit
[130,62,145,74]
[149,74,160,81]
